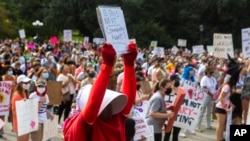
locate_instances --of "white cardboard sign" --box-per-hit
[63,30,72,42]
[213,33,234,58]
[177,39,187,47]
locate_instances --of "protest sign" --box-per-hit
[206,45,214,55]
[19,29,26,38]
[42,116,59,141]
[192,45,204,54]
[93,37,105,45]
[83,36,89,49]
[0,81,13,116]
[16,99,38,136]
[146,125,154,141]
[165,80,207,131]
[134,101,149,118]
[47,81,62,105]
[63,30,72,42]
[150,41,158,48]
[241,28,250,59]
[140,81,152,95]
[177,39,187,47]
[0,118,4,129]
[132,109,152,141]
[152,47,164,56]
[165,88,186,133]
[171,45,179,55]
[96,6,129,55]
[247,102,250,124]
[213,33,234,58]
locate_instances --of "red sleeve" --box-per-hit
[80,64,113,123]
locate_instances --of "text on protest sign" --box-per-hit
[165,80,207,131]
[132,109,152,141]
[63,30,72,42]
[241,28,250,59]
[96,6,129,55]
[16,99,38,136]
[152,47,164,56]
[0,81,13,116]
[134,100,149,118]
[213,33,234,58]
[192,45,204,54]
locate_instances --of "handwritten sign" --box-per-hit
[206,45,214,55]
[241,28,250,59]
[93,37,105,45]
[177,39,187,47]
[165,80,207,131]
[0,81,12,116]
[150,41,158,48]
[96,6,129,55]
[16,99,38,136]
[213,33,234,58]
[134,101,149,118]
[192,45,204,54]
[171,46,179,55]
[19,29,26,38]
[63,30,72,42]
[152,47,164,55]
[132,109,152,141]
[47,81,62,105]
[42,116,59,141]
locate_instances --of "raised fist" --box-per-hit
[123,42,138,66]
[101,42,116,66]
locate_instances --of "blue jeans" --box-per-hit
[196,95,213,128]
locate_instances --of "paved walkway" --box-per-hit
[3,118,217,141]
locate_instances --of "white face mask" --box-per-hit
[22,83,30,90]
[37,87,46,94]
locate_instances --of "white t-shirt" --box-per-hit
[200,75,217,94]
[57,74,76,94]
[147,65,155,76]
[29,92,49,123]
[216,84,231,109]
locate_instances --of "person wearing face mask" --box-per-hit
[29,80,54,141]
[42,51,57,81]
[12,75,31,141]
[146,78,175,141]
[0,66,16,139]
[196,67,217,132]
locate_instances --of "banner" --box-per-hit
[96,6,129,55]
[19,29,26,38]
[165,80,207,131]
[42,116,59,141]
[47,81,62,105]
[16,99,38,136]
[192,45,204,54]
[132,109,152,141]
[241,28,250,59]
[0,81,13,116]
[177,39,187,47]
[213,33,234,58]
[63,30,72,42]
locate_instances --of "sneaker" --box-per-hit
[0,134,7,140]
[189,130,196,135]
[206,126,215,130]
[179,133,186,138]
[195,127,203,132]
[58,125,62,129]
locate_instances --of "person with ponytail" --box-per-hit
[29,79,54,141]
[12,75,31,141]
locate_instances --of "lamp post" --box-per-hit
[199,24,204,44]
[32,20,44,44]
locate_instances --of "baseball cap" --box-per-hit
[17,75,31,84]
[35,80,47,86]
[76,84,128,116]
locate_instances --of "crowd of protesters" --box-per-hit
[0,37,249,141]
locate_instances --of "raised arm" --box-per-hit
[81,43,116,123]
[121,42,138,115]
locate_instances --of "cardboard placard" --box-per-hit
[165,88,186,133]
[19,29,26,38]
[47,81,62,105]
[42,116,59,141]
[150,41,158,48]
[0,81,13,115]
[206,45,214,55]
[63,29,72,42]
[140,81,152,94]
[213,33,234,58]
[241,28,250,59]
[192,45,204,54]
[177,39,187,47]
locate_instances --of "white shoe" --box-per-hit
[195,127,203,132]
[179,133,186,138]
[58,125,62,129]
[189,130,196,135]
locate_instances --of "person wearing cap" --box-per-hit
[29,80,54,141]
[12,74,31,141]
[42,51,57,81]
[63,42,138,141]
[215,74,231,141]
